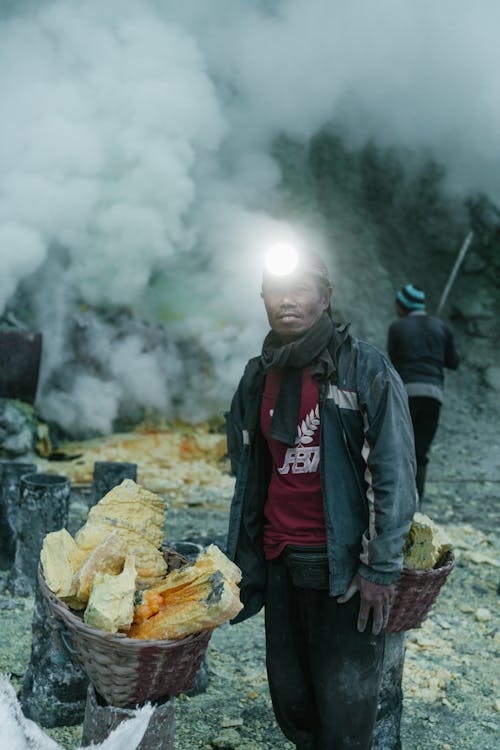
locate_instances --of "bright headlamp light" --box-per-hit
[264,243,299,277]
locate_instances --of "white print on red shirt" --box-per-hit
[277,405,320,475]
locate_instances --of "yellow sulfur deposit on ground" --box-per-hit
[403,512,452,570]
[37,423,231,501]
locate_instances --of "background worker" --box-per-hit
[226,248,416,750]
[387,283,460,503]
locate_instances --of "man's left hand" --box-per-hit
[337,575,395,635]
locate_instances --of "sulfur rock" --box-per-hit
[73,479,168,593]
[129,544,243,640]
[84,555,137,633]
[75,478,166,551]
[40,528,86,598]
[403,512,452,570]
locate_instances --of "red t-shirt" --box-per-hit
[261,366,327,560]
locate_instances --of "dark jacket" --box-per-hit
[387,312,459,387]
[225,325,417,623]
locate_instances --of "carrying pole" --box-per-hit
[436,230,474,316]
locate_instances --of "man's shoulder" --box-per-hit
[345,336,388,365]
[342,338,402,391]
[238,356,263,390]
[243,355,261,375]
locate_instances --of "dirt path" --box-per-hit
[0,392,498,749]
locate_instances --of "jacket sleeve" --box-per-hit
[356,351,417,584]
[225,356,261,476]
[226,378,246,477]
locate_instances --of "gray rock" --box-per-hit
[0,399,37,458]
[484,365,500,392]
[212,727,242,748]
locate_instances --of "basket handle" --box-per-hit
[52,621,83,670]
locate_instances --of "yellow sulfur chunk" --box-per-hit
[403,512,452,570]
[130,544,243,640]
[84,555,137,633]
[73,530,128,604]
[40,529,86,598]
[75,479,166,552]
[72,479,168,596]
[129,570,242,640]
[133,544,241,623]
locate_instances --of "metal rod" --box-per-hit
[436,230,474,316]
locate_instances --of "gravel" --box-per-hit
[1,380,499,749]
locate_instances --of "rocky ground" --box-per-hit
[0,377,499,750]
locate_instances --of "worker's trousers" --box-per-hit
[264,553,385,750]
[408,396,441,467]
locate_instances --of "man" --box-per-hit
[387,284,459,502]
[225,250,417,750]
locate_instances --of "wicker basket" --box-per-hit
[386,550,455,633]
[38,550,212,707]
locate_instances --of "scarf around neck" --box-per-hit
[260,312,335,446]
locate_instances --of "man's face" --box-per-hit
[261,272,332,342]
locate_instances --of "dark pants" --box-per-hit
[264,554,385,750]
[408,396,441,467]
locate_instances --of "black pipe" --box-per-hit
[21,577,88,727]
[9,473,71,596]
[91,461,137,507]
[0,460,37,569]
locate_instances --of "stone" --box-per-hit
[0,399,37,459]
[484,365,500,392]
[212,727,241,748]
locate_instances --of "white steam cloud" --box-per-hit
[1,0,499,433]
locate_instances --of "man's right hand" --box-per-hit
[337,574,395,635]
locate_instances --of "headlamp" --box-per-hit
[264,243,299,277]
[263,244,331,287]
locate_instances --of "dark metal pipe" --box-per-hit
[82,684,174,748]
[21,577,88,727]
[9,473,71,596]
[91,461,137,507]
[0,460,37,568]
